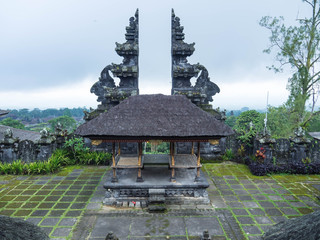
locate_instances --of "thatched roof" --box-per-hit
[0,110,9,117]
[0,125,41,142]
[76,94,233,141]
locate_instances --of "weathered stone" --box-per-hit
[171,9,220,107]
[262,210,320,240]
[88,9,139,119]
[0,215,50,240]
[105,231,119,240]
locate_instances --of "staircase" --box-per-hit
[147,189,166,213]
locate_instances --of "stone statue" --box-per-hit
[4,128,13,138]
[36,128,55,144]
[89,9,139,117]
[171,9,220,106]
[194,64,220,103]
[1,128,19,144]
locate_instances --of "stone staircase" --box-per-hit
[147,189,166,213]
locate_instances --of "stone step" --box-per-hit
[148,204,166,213]
[148,189,165,204]
[149,188,165,195]
[148,195,165,203]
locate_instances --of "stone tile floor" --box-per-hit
[0,162,319,239]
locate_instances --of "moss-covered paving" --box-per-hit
[0,162,319,239]
[0,166,107,239]
[204,162,320,239]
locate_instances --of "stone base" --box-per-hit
[103,166,210,206]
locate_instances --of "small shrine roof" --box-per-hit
[0,125,41,142]
[0,110,9,117]
[75,94,233,141]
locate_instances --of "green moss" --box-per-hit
[21,202,39,209]
[297,208,314,214]
[0,195,16,201]
[14,209,32,216]
[6,202,24,208]
[56,166,82,176]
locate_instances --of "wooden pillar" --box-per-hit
[195,141,201,182]
[117,142,121,155]
[111,142,118,182]
[170,142,176,182]
[171,142,175,166]
[191,142,194,155]
[137,142,143,182]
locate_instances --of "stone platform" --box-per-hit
[103,166,210,206]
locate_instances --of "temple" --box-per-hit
[86,9,139,121]
[171,9,220,108]
[77,10,234,207]
[76,94,233,206]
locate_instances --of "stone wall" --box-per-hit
[253,138,320,165]
[0,129,65,164]
[176,133,320,166]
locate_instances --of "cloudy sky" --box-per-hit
[0,0,312,110]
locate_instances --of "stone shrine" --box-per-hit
[86,9,139,121]
[171,9,220,108]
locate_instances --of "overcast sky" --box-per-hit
[0,0,313,110]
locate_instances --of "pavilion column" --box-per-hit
[118,142,121,155]
[191,142,194,155]
[137,142,143,182]
[195,141,201,182]
[111,142,118,182]
[170,142,176,182]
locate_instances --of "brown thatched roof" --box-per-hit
[0,110,9,117]
[76,94,233,141]
[0,125,41,142]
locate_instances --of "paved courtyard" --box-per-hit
[0,162,320,239]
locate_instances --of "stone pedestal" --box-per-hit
[103,166,210,206]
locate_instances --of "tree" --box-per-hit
[233,110,264,146]
[0,117,25,129]
[260,0,320,128]
[267,105,295,138]
[307,113,320,131]
[234,110,264,133]
[48,116,77,133]
[225,115,237,128]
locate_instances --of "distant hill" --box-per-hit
[0,107,88,132]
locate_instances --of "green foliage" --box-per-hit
[0,117,25,129]
[307,114,320,131]
[0,159,59,175]
[234,110,264,133]
[237,126,256,146]
[234,110,264,145]
[237,145,246,158]
[221,149,234,161]
[225,115,237,128]
[144,142,169,154]
[48,115,77,133]
[25,122,50,132]
[78,151,111,165]
[63,137,111,165]
[10,160,25,174]
[260,0,320,127]
[267,105,295,138]
[272,157,277,166]
[63,137,89,161]
[0,146,111,175]
[48,149,69,168]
